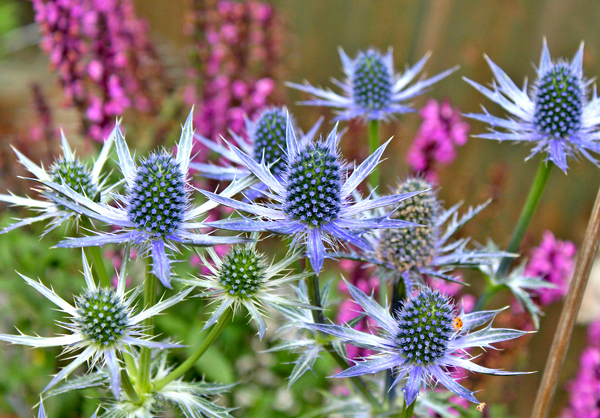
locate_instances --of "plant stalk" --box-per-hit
[117,352,142,405]
[368,119,380,190]
[155,307,233,390]
[530,183,600,418]
[137,261,157,393]
[79,217,111,287]
[495,160,553,281]
[402,400,416,418]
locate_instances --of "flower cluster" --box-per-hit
[406,99,470,183]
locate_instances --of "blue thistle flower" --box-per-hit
[0,252,190,398]
[201,116,419,273]
[287,48,457,122]
[41,110,255,288]
[347,177,505,286]
[191,106,322,183]
[0,130,116,236]
[312,283,528,405]
[464,39,600,172]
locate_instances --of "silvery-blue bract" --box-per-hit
[288,47,457,121]
[465,39,600,172]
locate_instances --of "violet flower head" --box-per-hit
[406,99,470,183]
[465,39,600,172]
[202,116,419,273]
[312,283,528,405]
[42,111,255,288]
[525,230,576,306]
[287,48,457,122]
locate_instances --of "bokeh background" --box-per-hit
[1,1,600,417]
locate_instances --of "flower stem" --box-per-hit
[155,307,232,391]
[402,400,416,418]
[368,119,380,190]
[79,217,110,287]
[384,278,406,407]
[530,184,600,418]
[495,159,553,280]
[137,261,157,393]
[117,352,142,405]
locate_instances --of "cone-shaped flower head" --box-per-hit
[350,177,503,286]
[0,252,190,398]
[0,130,115,236]
[464,39,600,172]
[201,116,420,273]
[42,110,255,288]
[182,241,310,338]
[287,48,457,122]
[377,178,442,272]
[312,283,528,405]
[191,106,322,184]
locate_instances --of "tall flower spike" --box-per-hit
[312,283,528,405]
[346,177,506,286]
[287,47,457,122]
[41,110,256,288]
[180,240,311,339]
[191,106,323,184]
[464,39,600,172]
[0,251,191,398]
[201,116,420,273]
[0,128,116,236]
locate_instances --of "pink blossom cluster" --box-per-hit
[184,0,284,158]
[31,0,164,142]
[336,260,379,361]
[525,230,576,306]
[406,99,469,183]
[562,321,600,418]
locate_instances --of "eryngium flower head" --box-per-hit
[191,106,322,182]
[464,39,600,172]
[0,252,190,397]
[201,117,419,273]
[312,283,528,405]
[352,177,503,285]
[181,241,309,338]
[0,130,115,236]
[43,110,255,288]
[287,47,457,122]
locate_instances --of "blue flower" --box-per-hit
[287,48,457,122]
[41,110,255,288]
[201,117,419,273]
[0,129,116,236]
[191,106,322,183]
[312,283,527,405]
[346,177,505,286]
[464,39,600,172]
[0,252,190,398]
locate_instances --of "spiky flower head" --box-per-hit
[182,240,310,338]
[287,47,457,122]
[312,282,528,405]
[0,129,115,236]
[464,39,600,172]
[201,117,420,273]
[249,107,288,176]
[42,110,255,288]
[377,178,441,273]
[0,251,190,397]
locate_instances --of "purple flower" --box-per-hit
[312,283,528,405]
[406,99,470,183]
[41,111,254,288]
[525,230,576,306]
[201,116,419,273]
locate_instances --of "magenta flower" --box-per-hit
[525,230,576,306]
[406,99,469,182]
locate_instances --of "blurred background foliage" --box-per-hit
[0,0,599,417]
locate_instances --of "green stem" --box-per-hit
[137,261,157,393]
[117,352,142,405]
[79,217,110,287]
[495,159,553,281]
[368,119,380,190]
[384,279,406,407]
[402,400,416,418]
[473,283,502,312]
[155,308,232,390]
